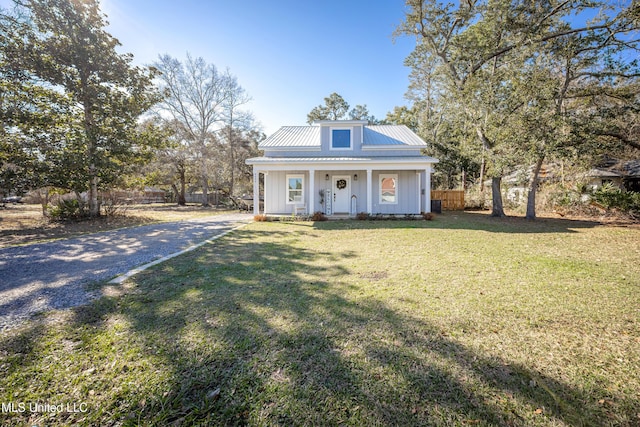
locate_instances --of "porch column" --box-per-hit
[308,168,315,214]
[263,172,268,214]
[366,168,372,214]
[417,172,422,214]
[253,170,260,215]
[425,166,432,213]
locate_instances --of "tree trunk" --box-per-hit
[201,175,209,206]
[229,147,236,199]
[199,148,210,206]
[228,126,236,199]
[526,156,545,220]
[479,147,486,194]
[89,167,99,216]
[82,72,100,217]
[491,177,505,217]
[178,166,186,205]
[39,187,51,217]
[172,182,186,206]
[171,184,179,204]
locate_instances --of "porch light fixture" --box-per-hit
[354,174,358,181]
[325,174,330,180]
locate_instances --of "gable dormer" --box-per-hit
[258,120,428,158]
[315,120,367,153]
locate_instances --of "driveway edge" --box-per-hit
[109,222,249,284]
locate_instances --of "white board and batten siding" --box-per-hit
[264,170,423,215]
[371,170,421,214]
[264,171,303,215]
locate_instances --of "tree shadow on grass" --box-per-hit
[1,227,637,425]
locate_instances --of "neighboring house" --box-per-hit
[584,159,640,192]
[245,120,439,216]
[488,163,559,204]
[584,168,624,190]
[493,159,639,205]
[619,160,640,192]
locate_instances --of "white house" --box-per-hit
[584,168,624,190]
[245,120,439,216]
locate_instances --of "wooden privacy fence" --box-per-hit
[431,190,465,210]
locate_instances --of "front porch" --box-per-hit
[250,162,435,216]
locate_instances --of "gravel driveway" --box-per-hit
[0,213,252,330]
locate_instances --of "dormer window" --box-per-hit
[331,128,352,150]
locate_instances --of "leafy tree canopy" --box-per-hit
[0,0,161,215]
[396,0,639,218]
[307,92,378,124]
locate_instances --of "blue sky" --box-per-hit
[0,0,415,134]
[97,0,416,135]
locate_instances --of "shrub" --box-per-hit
[547,188,583,210]
[592,184,640,216]
[47,198,88,221]
[101,192,129,217]
[310,211,328,221]
[356,212,369,220]
[465,187,487,210]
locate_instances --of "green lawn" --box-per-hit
[1,212,639,426]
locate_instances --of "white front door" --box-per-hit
[332,175,351,213]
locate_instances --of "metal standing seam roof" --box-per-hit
[259,124,428,148]
[364,125,427,146]
[259,126,320,148]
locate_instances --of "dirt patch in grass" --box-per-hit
[0,204,234,247]
[358,271,389,281]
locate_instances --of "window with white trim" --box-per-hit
[286,174,304,204]
[330,128,352,150]
[379,174,398,204]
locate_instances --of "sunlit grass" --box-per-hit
[1,212,638,426]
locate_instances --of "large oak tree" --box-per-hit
[1,0,160,216]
